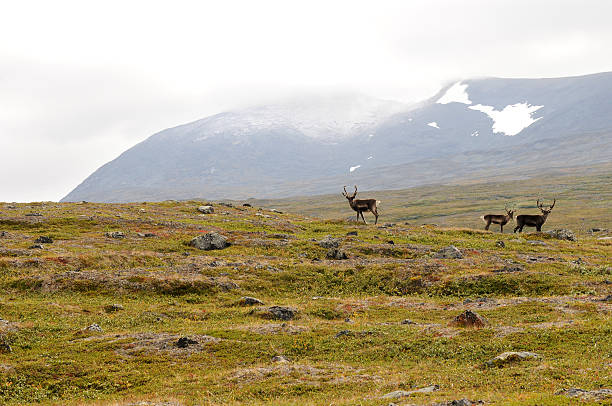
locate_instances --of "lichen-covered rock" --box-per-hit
[556,387,612,401]
[189,232,230,250]
[197,205,214,214]
[105,231,125,239]
[318,235,340,249]
[83,323,103,332]
[381,385,439,398]
[251,306,297,321]
[35,236,53,244]
[239,296,264,306]
[546,229,577,241]
[486,351,539,367]
[326,248,348,260]
[434,245,463,259]
[450,310,487,328]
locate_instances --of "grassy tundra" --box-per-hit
[0,172,610,405]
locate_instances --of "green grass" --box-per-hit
[0,171,611,405]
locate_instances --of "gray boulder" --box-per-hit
[381,385,439,399]
[545,229,577,241]
[434,245,463,259]
[486,351,539,367]
[197,205,214,214]
[556,388,612,401]
[326,248,348,260]
[189,232,230,250]
[251,306,297,321]
[105,231,125,239]
[239,296,264,306]
[318,235,340,249]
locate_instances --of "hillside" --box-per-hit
[62,72,612,203]
[2,174,611,405]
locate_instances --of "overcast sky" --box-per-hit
[1,0,611,202]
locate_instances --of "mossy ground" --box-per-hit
[0,174,610,405]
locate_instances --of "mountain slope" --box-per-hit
[62,72,612,202]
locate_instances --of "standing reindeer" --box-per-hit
[481,205,515,233]
[514,199,556,233]
[342,185,379,224]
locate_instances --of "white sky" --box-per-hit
[1,0,611,202]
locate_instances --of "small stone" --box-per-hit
[495,240,505,248]
[346,231,358,236]
[104,304,124,313]
[0,231,6,237]
[239,296,264,306]
[434,245,463,259]
[25,213,43,217]
[387,240,395,245]
[105,231,125,239]
[556,388,612,401]
[450,310,487,328]
[252,306,297,321]
[197,205,214,214]
[527,240,547,246]
[326,248,348,260]
[137,232,157,238]
[0,343,12,353]
[176,336,199,348]
[318,235,340,249]
[401,319,416,325]
[271,355,290,363]
[35,236,53,244]
[83,323,103,332]
[381,385,439,399]
[28,244,44,249]
[486,351,539,367]
[242,203,252,207]
[335,330,353,338]
[189,232,230,250]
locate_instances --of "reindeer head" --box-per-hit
[504,205,515,219]
[342,185,358,202]
[537,199,556,215]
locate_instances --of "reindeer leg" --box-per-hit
[370,208,378,225]
[484,221,490,231]
[500,224,503,233]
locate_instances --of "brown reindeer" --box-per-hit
[514,199,556,233]
[482,205,515,233]
[342,185,379,224]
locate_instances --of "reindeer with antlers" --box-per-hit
[514,199,556,233]
[481,205,515,233]
[342,185,379,224]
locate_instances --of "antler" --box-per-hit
[549,199,556,210]
[537,199,543,209]
[342,186,348,197]
[352,185,358,198]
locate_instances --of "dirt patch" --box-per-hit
[229,363,381,385]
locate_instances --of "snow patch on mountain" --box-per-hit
[428,122,440,129]
[436,81,472,105]
[469,103,543,136]
[349,165,361,172]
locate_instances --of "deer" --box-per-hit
[342,185,379,224]
[514,199,556,233]
[481,205,515,233]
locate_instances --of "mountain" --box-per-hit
[62,72,612,202]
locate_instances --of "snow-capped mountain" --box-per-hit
[62,72,612,202]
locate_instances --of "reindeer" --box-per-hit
[514,199,556,233]
[482,205,515,233]
[342,185,379,224]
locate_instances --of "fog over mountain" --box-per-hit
[62,72,612,202]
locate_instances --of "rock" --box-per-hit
[346,231,358,236]
[588,228,603,232]
[527,240,547,246]
[271,355,290,363]
[34,236,53,244]
[0,231,6,238]
[25,213,43,217]
[0,342,12,353]
[242,203,252,207]
[326,248,348,260]
[252,306,297,321]
[545,229,577,241]
[486,351,539,367]
[137,232,157,238]
[318,235,340,249]
[556,388,612,401]
[381,385,439,399]
[493,264,524,273]
[83,323,103,332]
[104,304,124,313]
[401,319,416,325]
[598,236,612,240]
[176,336,199,348]
[6,205,17,209]
[432,400,484,406]
[495,240,505,248]
[387,240,395,245]
[219,202,234,208]
[105,231,126,239]
[28,244,44,249]
[450,310,487,328]
[269,209,282,213]
[572,257,586,265]
[197,205,214,214]
[239,296,264,306]
[434,245,463,259]
[189,232,230,250]
[335,330,353,338]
